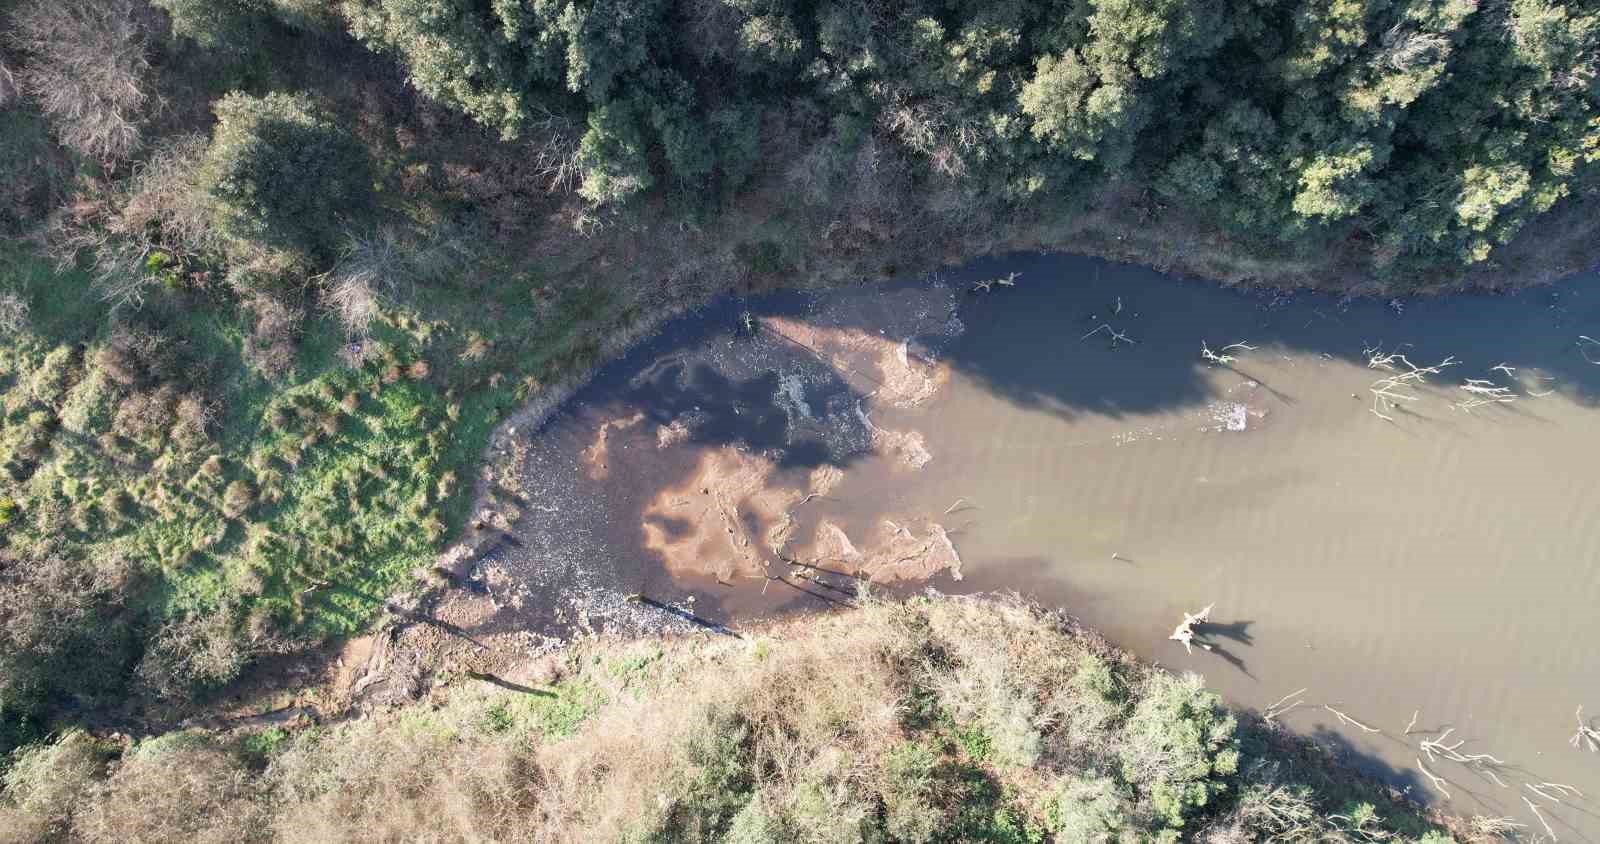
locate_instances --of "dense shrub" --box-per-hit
[1042,774,1134,841]
[0,552,141,759]
[1119,671,1242,829]
[134,611,250,698]
[201,91,375,259]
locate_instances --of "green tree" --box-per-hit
[201,91,375,259]
[153,0,268,50]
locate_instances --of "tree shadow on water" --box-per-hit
[929,252,1600,419]
[1193,618,1254,679]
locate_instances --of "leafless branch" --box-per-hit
[1526,781,1583,802]
[1081,324,1137,347]
[1265,688,1307,723]
[1452,378,1517,412]
[1201,340,1258,365]
[1364,346,1458,420]
[1417,758,1451,798]
[1324,704,1381,733]
[1522,796,1557,840]
[971,271,1020,293]
[1571,705,1599,753]
[1579,335,1600,365]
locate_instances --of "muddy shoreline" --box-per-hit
[355,249,1600,837]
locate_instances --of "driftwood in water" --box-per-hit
[1200,340,1258,365]
[1169,603,1214,654]
[1572,705,1599,753]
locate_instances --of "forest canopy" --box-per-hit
[343,0,1600,268]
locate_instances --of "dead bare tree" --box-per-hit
[1081,323,1137,348]
[1414,725,1511,786]
[1264,688,1306,723]
[1579,335,1600,365]
[1571,705,1599,753]
[523,107,583,193]
[9,0,153,164]
[1452,379,1517,412]
[1169,603,1213,653]
[1201,340,1258,365]
[1365,346,1458,421]
[970,271,1020,293]
[1419,728,1504,766]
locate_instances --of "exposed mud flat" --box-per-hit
[440,252,1600,835]
[462,279,967,645]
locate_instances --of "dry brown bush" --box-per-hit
[74,736,266,844]
[266,711,539,843]
[46,135,217,310]
[116,134,219,258]
[134,610,248,697]
[244,294,302,380]
[7,0,153,164]
[0,292,28,335]
[323,226,473,338]
[0,54,17,108]
[111,383,179,442]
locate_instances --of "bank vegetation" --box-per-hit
[1,596,1480,843]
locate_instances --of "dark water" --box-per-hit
[484,253,1600,833]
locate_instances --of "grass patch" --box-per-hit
[0,235,636,716]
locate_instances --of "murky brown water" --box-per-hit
[489,253,1600,833]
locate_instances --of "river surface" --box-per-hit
[485,253,1600,834]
